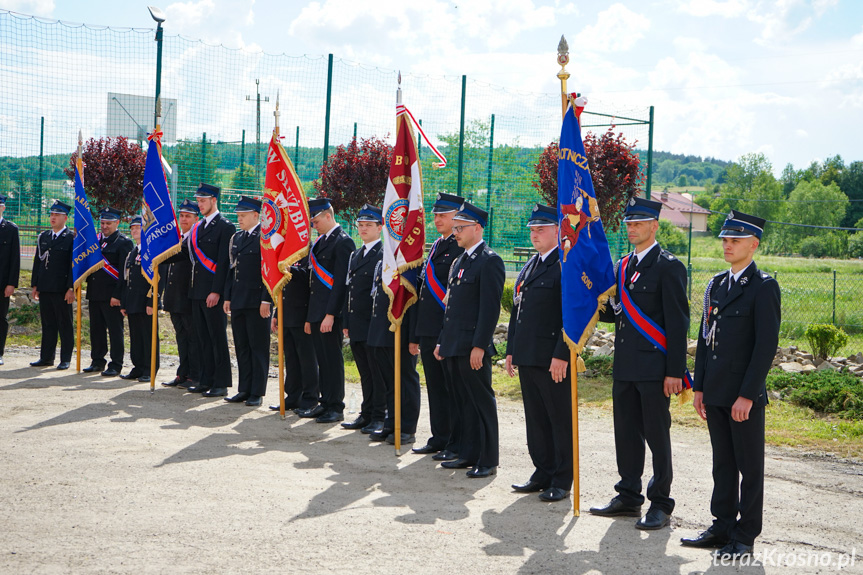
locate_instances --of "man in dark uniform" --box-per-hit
[434,201,505,478]
[303,198,355,423]
[505,204,573,502]
[119,216,159,382]
[269,256,319,413]
[366,248,420,445]
[30,200,74,369]
[186,183,235,397]
[682,210,780,561]
[161,199,201,389]
[590,197,688,530]
[0,195,21,365]
[223,196,271,407]
[410,192,465,458]
[341,204,385,432]
[84,207,133,377]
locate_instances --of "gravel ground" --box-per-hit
[0,345,861,575]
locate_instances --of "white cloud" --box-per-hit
[4,0,54,17]
[852,26,863,47]
[676,0,748,18]
[165,0,257,48]
[574,3,650,53]
[672,36,707,53]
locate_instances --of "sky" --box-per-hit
[4,0,863,172]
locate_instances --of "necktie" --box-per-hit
[728,275,736,292]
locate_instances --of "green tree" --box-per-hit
[163,138,219,197]
[782,179,849,254]
[840,161,863,228]
[229,162,257,194]
[720,153,783,250]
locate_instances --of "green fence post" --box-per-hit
[457,75,466,196]
[240,129,245,167]
[833,270,837,325]
[486,113,494,215]
[646,105,654,200]
[417,119,422,159]
[323,54,333,165]
[295,126,300,171]
[687,263,692,302]
[353,122,357,143]
[489,206,494,246]
[37,116,44,228]
[201,132,207,184]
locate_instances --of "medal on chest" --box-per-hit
[628,271,640,291]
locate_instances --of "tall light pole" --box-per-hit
[148,6,166,129]
[246,79,270,189]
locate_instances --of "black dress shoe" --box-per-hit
[466,466,496,478]
[30,359,53,367]
[714,540,754,559]
[539,487,569,502]
[512,480,548,493]
[412,443,442,455]
[361,420,385,435]
[269,402,299,411]
[245,395,263,407]
[137,376,151,383]
[341,416,369,430]
[440,458,473,469]
[432,450,459,461]
[225,392,250,403]
[161,377,183,387]
[82,364,104,373]
[316,410,344,423]
[681,528,729,549]
[385,433,415,445]
[369,427,394,441]
[185,385,210,394]
[100,368,120,377]
[636,508,670,530]
[588,498,642,517]
[120,371,143,380]
[202,387,228,397]
[177,379,197,389]
[56,362,70,370]
[297,405,325,418]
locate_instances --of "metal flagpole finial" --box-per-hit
[556,35,571,118]
[396,70,402,105]
[155,97,162,125]
[77,129,82,150]
[274,90,281,133]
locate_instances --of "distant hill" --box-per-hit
[636,150,732,187]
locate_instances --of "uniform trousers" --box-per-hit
[310,318,345,413]
[446,353,498,467]
[89,299,124,371]
[193,299,232,389]
[231,308,269,397]
[127,313,159,376]
[281,325,319,409]
[706,404,765,546]
[170,311,200,381]
[0,295,10,356]
[611,379,675,514]
[519,365,573,490]
[38,292,73,363]
[419,336,454,450]
[351,340,386,422]
[369,345,420,434]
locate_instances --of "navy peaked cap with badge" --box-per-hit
[527,203,558,227]
[719,209,765,239]
[235,196,262,213]
[129,215,143,227]
[622,197,662,222]
[356,204,382,223]
[308,197,332,216]
[195,183,221,198]
[0,194,6,204]
[99,207,122,221]
[178,199,200,215]
[50,200,72,215]
[432,192,464,214]
[453,201,488,228]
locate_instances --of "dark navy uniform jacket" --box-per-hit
[224,226,271,310]
[343,241,382,342]
[598,244,689,382]
[188,213,235,301]
[121,245,152,315]
[307,226,355,323]
[367,260,416,348]
[161,238,192,315]
[437,242,505,358]
[506,250,569,367]
[0,218,20,289]
[86,230,133,301]
[412,235,463,342]
[280,256,312,328]
[31,228,73,293]
[694,262,780,408]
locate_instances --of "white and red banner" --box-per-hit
[381,104,426,327]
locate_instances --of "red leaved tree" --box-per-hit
[533,127,643,232]
[314,136,392,222]
[65,137,147,217]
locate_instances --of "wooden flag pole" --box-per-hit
[278,294,285,420]
[394,324,402,453]
[76,287,82,372]
[149,267,158,394]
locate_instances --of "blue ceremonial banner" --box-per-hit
[557,101,616,353]
[140,135,181,283]
[72,162,103,289]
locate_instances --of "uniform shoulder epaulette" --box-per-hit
[713,270,726,279]
[660,249,677,261]
[485,246,497,257]
[760,271,772,280]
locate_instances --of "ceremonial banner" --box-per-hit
[558,101,616,352]
[140,133,181,283]
[72,162,103,289]
[261,132,311,297]
[381,104,425,328]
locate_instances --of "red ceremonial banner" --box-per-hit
[261,133,311,297]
